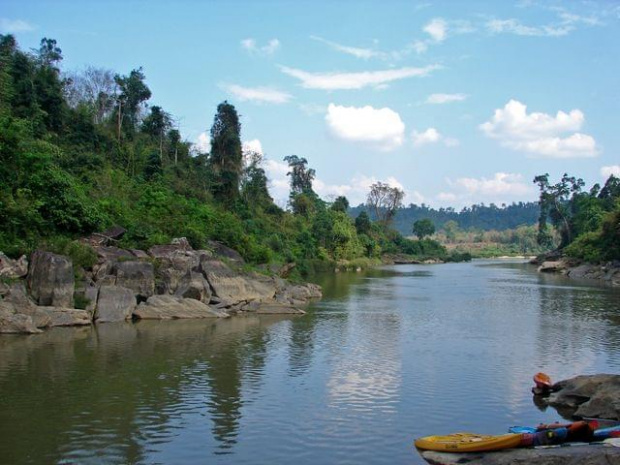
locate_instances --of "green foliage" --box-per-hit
[209,101,242,204]
[0,35,479,274]
[412,218,435,239]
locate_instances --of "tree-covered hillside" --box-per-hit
[350,201,540,236]
[0,35,466,274]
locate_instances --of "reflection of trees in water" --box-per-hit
[535,273,620,372]
[0,317,283,463]
[287,312,319,377]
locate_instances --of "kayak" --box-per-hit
[533,372,552,389]
[414,433,523,452]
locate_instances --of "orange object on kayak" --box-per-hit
[533,372,552,389]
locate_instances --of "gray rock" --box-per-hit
[544,374,620,420]
[36,307,91,327]
[26,250,75,307]
[202,260,276,304]
[113,261,155,299]
[208,240,245,264]
[538,261,568,273]
[92,246,134,279]
[419,442,620,465]
[96,285,136,323]
[134,295,228,319]
[175,271,212,303]
[0,302,41,334]
[0,253,28,278]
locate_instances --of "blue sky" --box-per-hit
[2,0,619,208]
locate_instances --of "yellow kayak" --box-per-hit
[414,432,523,452]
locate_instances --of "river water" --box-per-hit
[1,260,619,464]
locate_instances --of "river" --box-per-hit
[1,259,619,464]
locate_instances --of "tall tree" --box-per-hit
[366,181,404,227]
[113,67,151,141]
[65,66,117,124]
[142,105,172,160]
[209,101,242,204]
[284,155,315,195]
[412,218,435,239]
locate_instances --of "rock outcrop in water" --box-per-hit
[531,254,620,287]
[0,237,321,333]
[542,374,620,420]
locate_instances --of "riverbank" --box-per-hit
[531,253,620,287]
[0,236,321,334]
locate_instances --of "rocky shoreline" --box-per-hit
[531,253,620,287]
[0,234,321,334]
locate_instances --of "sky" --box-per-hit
[2,0,620,209]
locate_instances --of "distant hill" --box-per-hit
[349,202,540,235]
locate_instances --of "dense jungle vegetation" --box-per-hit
[1,36,616,272]
[0,35,472,276]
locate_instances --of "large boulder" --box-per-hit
[36,307,91,327]
[0,301,41,334]
[113,261,155,299]
[544,374,620,420]
[538,260,568,273]
[26,250,75,307]
[202,260,276,304]
[419,443,620,465]
[0,253,28,278]
[134,295,228,320]
[175,271,212,303]
[95,286,136,323]
[208,240,244,264]
[92,246,134,280]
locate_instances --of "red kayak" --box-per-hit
[533,372,552,389]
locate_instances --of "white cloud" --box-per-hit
[310,36,382,60]
[326,103,405,151]
[221,84,292,104]
[413,128,441,146]
[0,18,35,33]
[195,132,211,153]
[601,165,620,179]
[438,173,536,207]
[241,38,280,55]
[480,99,598,158]
[412,128,459,148]
[242,139,263,155]
[280,64,440,90]
[486,7,602,37]
[426,93,468,104]
[424,18,448,41]
[410,40,429,54]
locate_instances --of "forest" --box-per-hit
[0,35,470,277]
[1,35,616,274]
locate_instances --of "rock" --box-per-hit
[208,240,245,264]
[278,262,296,278]
[202,260,276,304]
[174,271,212,303]
[544,374,620,420]
[130,249,149,259]
[0,253,28,278]
[567,263,620,286]
[95,286,136,323]
[275,282,322,304]
[538,261,568,273]
[92,246,135,279]
[133,295,228,319]
[0,302,41,334]
[113,261,155,299]
[171,237,191,249]
[26,250,75,307]
[36,307,91,327]
[84,285,99,314]
[419,443,620,465]
[101,226,127,240]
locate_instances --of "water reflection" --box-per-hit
[1,261,620,465]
